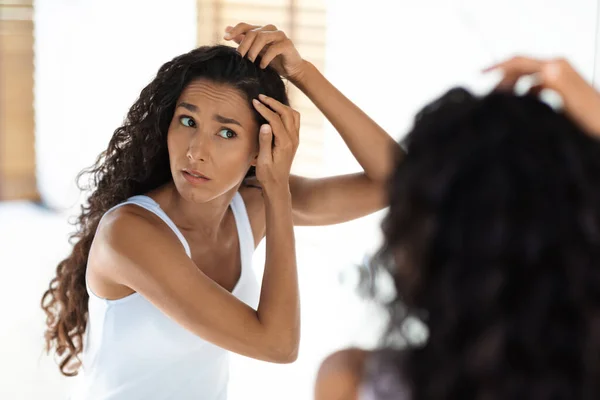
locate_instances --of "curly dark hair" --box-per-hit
[41,45,289,376]
[371,88,600,399]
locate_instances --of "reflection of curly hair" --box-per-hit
[41,45,288,376]
[373,88,600,399]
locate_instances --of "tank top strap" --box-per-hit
[229,191,255,269]
[105,195,192,257]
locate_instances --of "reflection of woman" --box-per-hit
[42,23,401,399]
[316,57,600,400]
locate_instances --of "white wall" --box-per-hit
[34,0,198,211]
[325,0,598,171]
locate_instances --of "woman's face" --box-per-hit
[167,79,259,203]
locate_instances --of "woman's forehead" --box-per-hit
[179,79,253,118]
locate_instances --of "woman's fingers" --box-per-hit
[293,109,301,133]
[257,94,299,142]
[227,24,278,59]
[224,22,259,41]
[225,23,293,73]
[224,26,246,44]
[236,29,260,58]
[483,56,544,74]
[484,56,576,95]
[484,56,545,91]
[486,56,600,137]
[229,33,245,45]
[257,124,274,166]
[252,99,290,148]
[258,40,289,69]
[246,30,286,62]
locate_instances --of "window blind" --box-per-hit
[0,0,38,200]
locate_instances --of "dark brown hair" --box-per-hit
[372,88,600,399]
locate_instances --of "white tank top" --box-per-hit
[70,193,259,400]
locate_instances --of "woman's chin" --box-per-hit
[178,186,214,204]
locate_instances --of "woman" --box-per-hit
[41,23,399,399]
[315,57,600,400]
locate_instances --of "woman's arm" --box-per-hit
[287,61,403,225]
[226,23,403,226]
[292,60,401,183]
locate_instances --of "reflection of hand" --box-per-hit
[485,56,600,138]
[251,94,300,191]
[224,22,309,83]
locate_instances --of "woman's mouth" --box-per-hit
[182,169,211,185]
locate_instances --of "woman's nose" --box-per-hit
[186,132,210,162]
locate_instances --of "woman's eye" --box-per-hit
[217,129,237,139]
[179,116,196,128]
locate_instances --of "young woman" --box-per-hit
[315,57,600,400]
[41,23,400,399]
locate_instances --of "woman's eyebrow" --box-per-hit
[176,102,242,127]
[214,114,242,127]
[176,102,198,113]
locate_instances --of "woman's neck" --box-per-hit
[149,182,238,242]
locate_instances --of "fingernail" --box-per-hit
[258,94,267,100]
[252,99,261,106]
[225,26,233,32]
[260,125,270,134]
[223,32,232,39]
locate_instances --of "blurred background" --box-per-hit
[1,0,599,398]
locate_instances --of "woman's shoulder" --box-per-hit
[98,203,170,241]
[314,348,370,400]
[93,203,184,262]
[88,203,185,299]
[315,347,411,400]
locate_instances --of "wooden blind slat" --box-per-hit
[0,4,33,20]
[0,0,33,6]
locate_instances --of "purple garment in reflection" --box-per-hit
[359,350,412,400]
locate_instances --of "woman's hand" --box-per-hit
[224,22,309,83]
[252,94,300,191]
[485,56,600,138]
